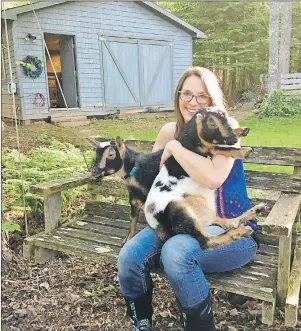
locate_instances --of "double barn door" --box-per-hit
[100,36,173,107]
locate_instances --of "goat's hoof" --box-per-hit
[252,203,267,214]
[244,225,254,236]
[241,147,253,158]
[231,226,253,240]
[229,220,240,229]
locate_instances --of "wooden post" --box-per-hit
[277,234,292,305]
[262,300,276,325]
[293,166,301,177]
[44,191,61,233]
[285,240,301,327]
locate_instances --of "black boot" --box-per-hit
[180,294,217,331]
[124,287,153,331]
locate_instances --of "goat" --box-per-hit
[90,107,265,248]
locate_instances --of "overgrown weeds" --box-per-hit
[2,136,94,232]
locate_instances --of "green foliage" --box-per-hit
[1,203,20,233]
[1,220,20,233]
[258,90,301,117]
[2,137,93,220]
[160,2,301,103]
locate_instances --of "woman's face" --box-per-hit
[179,75,211,123]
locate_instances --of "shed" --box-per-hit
[1,1,206,123]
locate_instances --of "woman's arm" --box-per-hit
[161,141,235,190]
[154,117,241,190]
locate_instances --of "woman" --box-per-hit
[118,67,258,331]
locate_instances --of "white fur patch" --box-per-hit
[98,141,111,148]
[144,165,216,229]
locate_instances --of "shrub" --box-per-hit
[2,137,94,222]
[258,89,301,117]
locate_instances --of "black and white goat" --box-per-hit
[90,107,265,248]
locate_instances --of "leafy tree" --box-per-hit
[160,2,300,103]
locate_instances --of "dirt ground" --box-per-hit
[2,250,301,331]
[2,112,301,331]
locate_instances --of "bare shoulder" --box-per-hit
[153,122,177,151]
[227,116,240,129]
[161,122,177,134]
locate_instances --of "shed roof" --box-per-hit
[2,1,207,39]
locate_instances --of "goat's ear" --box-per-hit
[86,137,98,147]
[116,136,122,146]
[116,136,125,149]
[115,136,125,157]
[234,127,250,137]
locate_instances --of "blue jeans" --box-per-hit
[118,226,257,312]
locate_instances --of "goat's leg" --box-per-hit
[205,226,254,248]
[212,203,267,229]
[211,146,253,159]
[123,198,141,245]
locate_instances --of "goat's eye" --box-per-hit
[107,148,116,160]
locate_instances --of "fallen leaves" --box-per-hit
[2,254,300,331]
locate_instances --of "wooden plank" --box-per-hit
[54,227,124,247]
[263,194,301,236]
[257,244,278,257]
[277,235,292,305]
[281,84,301,90]
[33,231,120,261]
[285,238,301,327]
[281,73,301,79]
[85,201,131,220]
[94,138,301,167]
[281,78,301,85]
[68,219,131,238]
[207,263,277,302]
[80,215,146,230]
[244,146,301,167]
[30,173,92,194]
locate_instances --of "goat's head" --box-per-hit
[192,107,250,146]
[88,136,125,179]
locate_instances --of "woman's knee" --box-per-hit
[160,235,200,276]
[118,240,139,280]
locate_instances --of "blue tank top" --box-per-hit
[215,159,258,231]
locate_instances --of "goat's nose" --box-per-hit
[226,135,238,145]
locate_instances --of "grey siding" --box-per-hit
[12,1,192,119]
[1,20,22,119]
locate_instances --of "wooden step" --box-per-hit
[25,214,278,302]
[58,120,90,127]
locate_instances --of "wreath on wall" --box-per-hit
[19,55,43,79]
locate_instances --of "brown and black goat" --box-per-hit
[89,107,265,248]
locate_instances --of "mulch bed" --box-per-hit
[2,251,300,331]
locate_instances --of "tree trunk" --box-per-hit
[268,1,280,94]
[279,2,292,75]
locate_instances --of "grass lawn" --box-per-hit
[89,112,301,175]
[4,112,301,175]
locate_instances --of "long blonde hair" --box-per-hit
[174,67,227,136]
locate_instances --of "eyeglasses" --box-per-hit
[178,91,211,104]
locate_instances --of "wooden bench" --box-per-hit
[23,140,301,326]
[280,73,301,92]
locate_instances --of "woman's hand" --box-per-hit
[160,140,182,169]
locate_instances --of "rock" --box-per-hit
[240,101,256,111]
